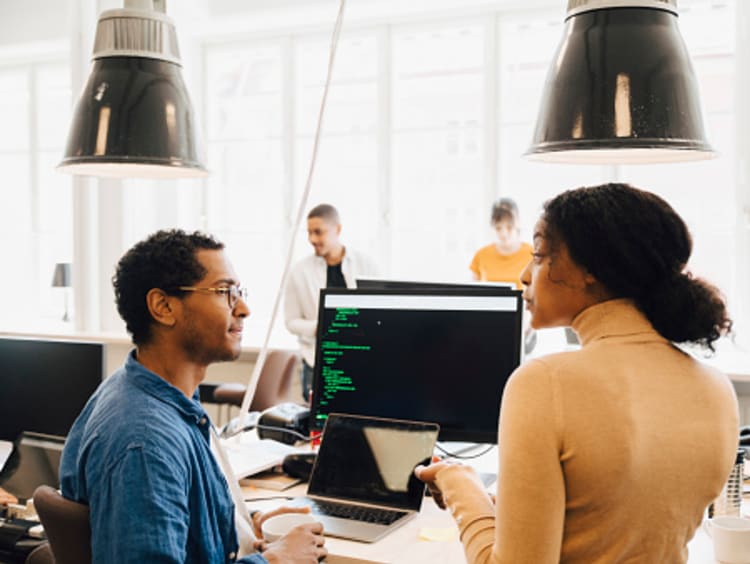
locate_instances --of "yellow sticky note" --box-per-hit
[418,527,458,542]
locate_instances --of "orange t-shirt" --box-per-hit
[469,242,532,289]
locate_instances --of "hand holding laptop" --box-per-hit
[415,460,489,511]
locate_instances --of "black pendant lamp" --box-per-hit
[58,1,208,178]
[526,0,714,164]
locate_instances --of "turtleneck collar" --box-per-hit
[571,298,665,347]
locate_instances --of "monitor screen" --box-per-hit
[0,432,66,502]
[0,337,105,442]
[310,288,523,443]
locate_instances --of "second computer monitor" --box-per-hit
[310,288,523,443]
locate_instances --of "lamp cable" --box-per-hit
[222,0,347,438]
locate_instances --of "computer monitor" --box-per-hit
[356,276,515,291]
[310,288,523,443]
[0,432,65,502]
[0,337,105,442]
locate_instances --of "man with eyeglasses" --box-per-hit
[60,229,326,563]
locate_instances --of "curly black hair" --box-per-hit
[541,183,731,350]
[112,229,224,346]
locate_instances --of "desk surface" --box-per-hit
[240,439,720,564]
[244,485,718,563]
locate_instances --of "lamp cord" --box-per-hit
[230,0,347,430]
[434,443,495,460]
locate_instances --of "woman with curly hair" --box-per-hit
[418,183,738,563]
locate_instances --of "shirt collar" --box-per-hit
[124,350,207,424]
[571,298,666,347]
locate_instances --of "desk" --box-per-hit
[244,485,718,563]
[241,442,720,564]
[244,482,462,563]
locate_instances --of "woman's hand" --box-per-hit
[414,458,463,510]
[250,505,312,539]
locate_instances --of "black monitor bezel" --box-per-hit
[0,336,105,442]
[310,286,523,443]
[356,276,515,291]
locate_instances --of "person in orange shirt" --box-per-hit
[469,198,532,289]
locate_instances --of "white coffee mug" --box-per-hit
[261,513,319,543]
[710,516,750,563]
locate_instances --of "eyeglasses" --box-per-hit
[175,286,248,309]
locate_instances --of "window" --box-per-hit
[391,22,486,280]
[1,1,746,349]
[0,60,72,327]
[203,42,289,344]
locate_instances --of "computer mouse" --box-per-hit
[282,452,317,482]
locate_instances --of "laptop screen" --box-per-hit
[308,414,439,511]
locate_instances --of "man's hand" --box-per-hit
[258,522,327,564]
[0,487,17,506]
[250,505,312,539]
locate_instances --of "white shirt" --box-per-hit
[284,249,378,366]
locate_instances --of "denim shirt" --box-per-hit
[60,351,267,564]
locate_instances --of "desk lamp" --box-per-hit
[57,0,207,178]
[526,0,714,164]
[51,262,72,322]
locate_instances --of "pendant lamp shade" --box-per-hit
[526,0,714,164]
[58,5,208,178]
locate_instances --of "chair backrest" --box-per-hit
[25,543,54,564]
[33,485,91,564]
[212,349,300,412]
[251,350,299,411]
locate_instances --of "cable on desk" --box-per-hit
[221,422,313,443]
[244,495,296,503]
[435,443,495,460]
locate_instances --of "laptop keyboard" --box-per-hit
[305,499,407,525]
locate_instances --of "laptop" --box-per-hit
[295,413,439,543]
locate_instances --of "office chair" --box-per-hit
[212,350,300,413]
[32,486,91,564]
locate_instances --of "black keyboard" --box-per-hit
[305,499,407,525]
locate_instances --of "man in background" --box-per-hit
[285,204,377,401]
[60,229,325,563]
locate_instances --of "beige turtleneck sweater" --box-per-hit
[436,299,738,564]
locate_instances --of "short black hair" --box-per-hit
[112,229,224,346]
[307,203,340,224]
[541,183,730,349]
[491,198,519,226]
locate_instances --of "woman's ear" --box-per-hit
[146,288,177,328]
[583,271,598,286]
